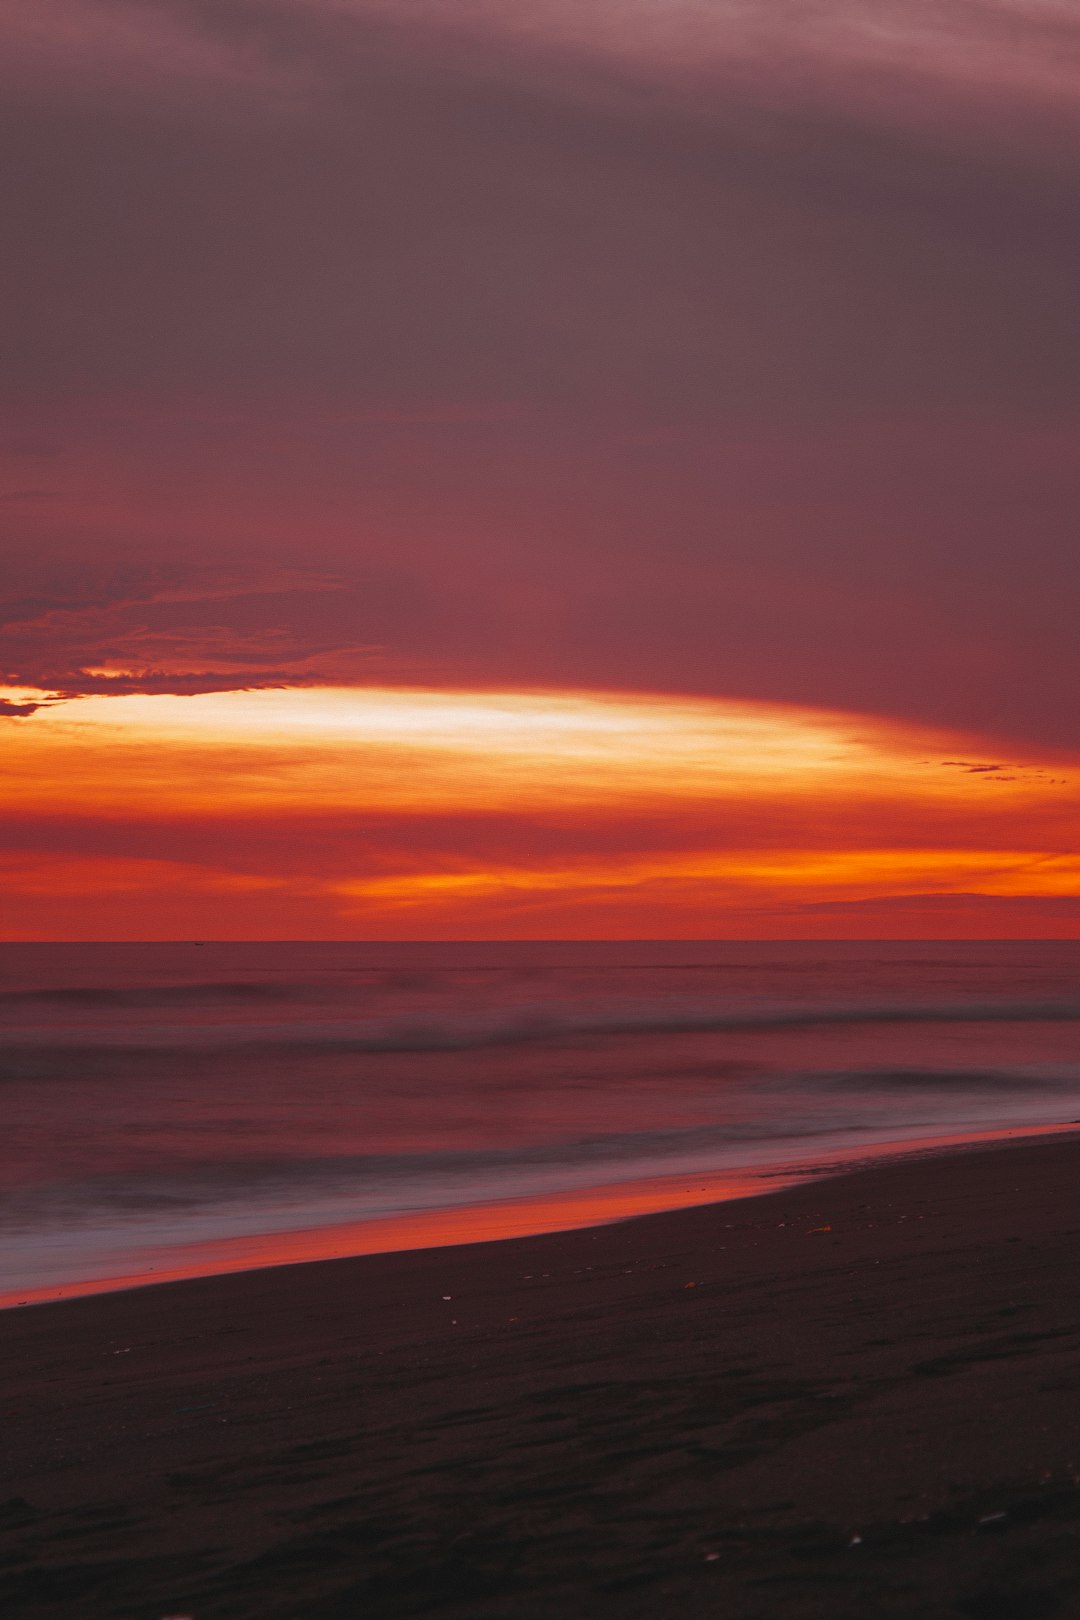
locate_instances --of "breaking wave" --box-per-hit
[4,996,1080,1077]
[0,981,308,1007]
[4,1061,1077,1231]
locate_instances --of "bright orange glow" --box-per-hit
[1,684,989,811]
[340,848,1080,906]
[2,683,1077,938]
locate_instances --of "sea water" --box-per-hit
[2,940,1079,1302]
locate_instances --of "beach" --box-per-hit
[4,1133,1080,1618]
[8,0,1080,1609]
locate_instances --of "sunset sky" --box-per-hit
[3,0,1079,938]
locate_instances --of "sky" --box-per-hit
[2,0,1079,938]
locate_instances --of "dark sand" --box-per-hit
[5,1136,1080,1619]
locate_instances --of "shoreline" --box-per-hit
[6,1131,1080,1615]
[6,1117,1079,1313]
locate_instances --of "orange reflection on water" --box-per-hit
[4,1122,1078,1312]
[0,1167,780,1310]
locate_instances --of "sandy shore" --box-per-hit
[5,1134,1080,1618]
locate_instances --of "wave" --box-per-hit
[4,996,1080,1074]
[5,1067,1077,1226]
[277,999,1080,1050]
[819,1065,1074,1091]
[0,981,308,1007]
[0,1116,921,1226]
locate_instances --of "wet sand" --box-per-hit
[4,1134,1080,1618]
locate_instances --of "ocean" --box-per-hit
[3,940,1079,1305]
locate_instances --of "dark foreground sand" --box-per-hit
[5,1137,1080,1620]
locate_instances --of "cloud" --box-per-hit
[0,563,377,706]
[0,680,1076,938]
[788,891,1080,925]
[938,761,1069,786]
[334,0,1080,140]
[4,0,1080,412]
[0,0,306,107]
[12,3,1080,137]
[4,1,1080,756]
[0,562,343,627]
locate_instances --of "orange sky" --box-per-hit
[5,2,1080,941]
[3,684,1076,938]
